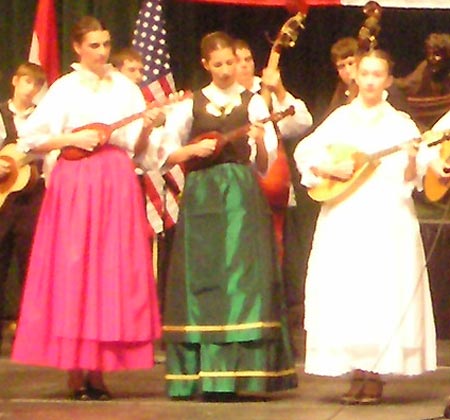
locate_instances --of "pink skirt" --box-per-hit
[12,146,161,371]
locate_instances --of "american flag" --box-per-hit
[133,0,184,235]
[133,0,176,103]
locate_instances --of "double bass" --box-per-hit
[256,12,306,258]
[258,13,306,207]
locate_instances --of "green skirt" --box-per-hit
[163,163,297,396]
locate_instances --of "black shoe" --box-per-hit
[71,387,91,401]
[86,382,112,401]
[202,392,237,402]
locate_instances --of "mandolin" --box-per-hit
[184,105,295,172]
[424,138,450,202]
[0,143,38,209]
[308,131,450,204]
[61,90,192,160]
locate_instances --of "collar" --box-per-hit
[71,63,114,91]
[7,100,35,119]
[351,96,389,126]
[237,76,261,94]
[203,82,243,117]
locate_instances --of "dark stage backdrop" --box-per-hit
[1,1,450,118]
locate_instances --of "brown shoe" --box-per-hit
[340,370,366,405]
[444,399,450,418]
[356,376,383,405]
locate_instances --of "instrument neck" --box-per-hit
[109,111,145,131]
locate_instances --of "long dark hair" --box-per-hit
[71,16,107,46]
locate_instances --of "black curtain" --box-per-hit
[1,1,450,117]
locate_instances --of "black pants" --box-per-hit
[0,179,45,321]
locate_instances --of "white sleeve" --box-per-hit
[271,92,313,139]
[0,115,6,147]
[139,98,194,172]
[293,110,341,188]
[16,78,68,152]
[109,80,145,153]
[248,94,278,172]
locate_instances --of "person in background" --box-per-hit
[294,49,436,405]
[395,33,450,98]
[111,46,181,325]
[110,47,144,85]
[234,38,313,359]
[424,109,450,419]
[152,31,297,400]
[0,62,46,352]
[325,37,409,120]
[11,16,161,401]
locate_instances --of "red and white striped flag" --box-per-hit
[133,0,176,103]
[179,0,450,8]
[133,0,185,235]
[28,0,60,85]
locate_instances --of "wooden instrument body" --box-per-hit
[183,130,235,172]
[60,91,192,161]
[0,143,37,208]
[258,144,291,208]
[424,140,450,202]
[61,122,112,160]
[307,144,379,204]
[183,106,295,173]
[257,13,305,210]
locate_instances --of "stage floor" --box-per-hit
[1,328,450,420]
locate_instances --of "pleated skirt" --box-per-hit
[12,145,161,371]
[163,163,297,396]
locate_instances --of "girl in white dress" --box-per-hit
[294,49,436,405]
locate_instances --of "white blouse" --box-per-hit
[247,76,313,140]
[148,82,279,174]
[294,98,429,194]
[17,63,145,155]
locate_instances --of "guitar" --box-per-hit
[184,105,295,172]
[0,143,38,208]
[61,90,192,160]
[307,131,450,204]
[424,136,450,202]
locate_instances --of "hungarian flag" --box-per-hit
[28,0,60,85]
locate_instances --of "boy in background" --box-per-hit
[0,62,46,351]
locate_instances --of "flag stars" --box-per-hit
[134,0,176,94]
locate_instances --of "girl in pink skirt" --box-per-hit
[12,16,161,400]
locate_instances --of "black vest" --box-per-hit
[0,102,18,145]
[190,90,253,166]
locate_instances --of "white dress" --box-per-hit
[294,98,436,376]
